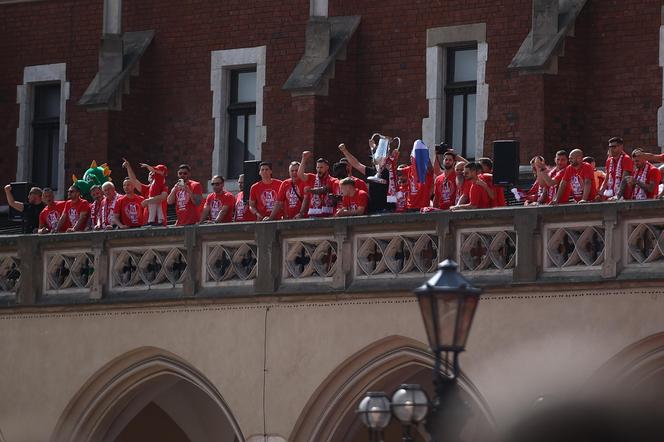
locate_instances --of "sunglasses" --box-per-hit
[211,182,223,186]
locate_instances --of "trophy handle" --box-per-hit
[391,137,401,151]
[369,133,381,151]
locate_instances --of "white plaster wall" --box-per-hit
[0,287,662,440]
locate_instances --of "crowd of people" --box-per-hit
[4,137,664,234]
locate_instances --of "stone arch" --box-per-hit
[289,335,494,442]
[591,332,664,393]
[50,346,244,442]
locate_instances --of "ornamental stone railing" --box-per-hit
[1,200,664,306]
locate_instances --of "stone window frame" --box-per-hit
[422,23,489,159]
[210,46,267,192]
[16,63,70,199]
[0,0,46,4]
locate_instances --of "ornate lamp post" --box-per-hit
[357,259,483,441]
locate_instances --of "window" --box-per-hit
[31,84,61,189]
[227,69,257,179]
[445,46,478,160]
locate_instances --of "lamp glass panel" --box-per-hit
[455,295,479,348]
[436,294,461,349]
[416,293,438,350]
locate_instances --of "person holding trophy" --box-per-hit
[338,133,400,214]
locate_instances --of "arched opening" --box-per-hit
[290,336,494,442]
[51,347,244,442]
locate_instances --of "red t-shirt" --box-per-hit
[457,179,472,204]
[632,163,661,200]
[249,179,283,218]
[469,180,491,209]
[149,173,168,197]
[479,173,506,207]
[39,201,65,231]
[434,171,457,210]
[278,178,307,219]
[604,153,634,198]
[114,195,145,227]
[173,180,203,226]
[234,192,256,222]
[204,191,235,223]
[338,190,369,215]
[100,194,120,228]
[347,176,368,193]
[404,165,433,209]
[560,162,597,203]
[62,199,91,231]
[140,183,167,226]
[304,173,339,217]
[89,199,104,228]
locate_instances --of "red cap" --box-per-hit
[154,164,168,174]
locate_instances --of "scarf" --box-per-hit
[308,174,334,215]
[633,162,652,200]
[605,154,624,197]
[386,157,397,203]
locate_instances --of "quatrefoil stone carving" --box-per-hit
[205,242,258,283]
[546,226,604,269]
[0,256,20,293]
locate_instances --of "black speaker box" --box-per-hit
[492,140,520,185]
[8,182,31,222]
[243,160,261,202]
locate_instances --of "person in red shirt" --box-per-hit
[432,151,457,210]
[338,157,369,193]
[139,163,168,225]
[113,179,145,228]
[550,149,596,204]
[273,161,308,220]
[598,137,634,200]
[167,164,203,226]
[56,185,90,232]
[200,175,235,223]
[248,162,283,221]
[123,158,168,226]
[454,161,472,205]
[399,162,434,211]
[38,188,64,234]
[478,158,506,207]
[583,156,606,191]
[533,150,569,204]
[451,162,491,210]
[298,151,339,218]
[98,182,120,230]
[234,174,256,222]
[627,149,661,200]
[87,185,104,231]
[335,178,368,217]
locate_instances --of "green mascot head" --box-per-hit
[72,161,112,201]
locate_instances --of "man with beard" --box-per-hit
[625,149,660,200]
[533,150,570,204]
[234,174,256,222]
[56,185,90,232]
[432,150,457,210]
[550,149,596,205]
[298,151,339,218]
[167,164,203,226]
[337,157,368,193]
[597,137,634,201]
[248,162,282,221]
[37,188,64,234]
[271,161,308,220]
[477,157,506,207]
[454,161,471,205]
[87,185,104,230]
[451,162,491,210]
[200,175,235,223]
[114,178,145,228]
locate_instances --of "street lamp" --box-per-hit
[357,259,483,440]
[357,392,392,442]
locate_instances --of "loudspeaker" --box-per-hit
[8,182,31,222]
[492,140,520,185]
[243,160,261,202]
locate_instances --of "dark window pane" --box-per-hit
[452,95,464,151]
[31,125,59,188]
[34,84,61,119]
[466,94,477,159]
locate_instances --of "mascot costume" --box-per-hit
[72,161,112,201]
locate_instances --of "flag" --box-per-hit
[410,139,429,185]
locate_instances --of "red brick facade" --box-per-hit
[0,0,661,200]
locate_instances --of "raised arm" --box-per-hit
[122,158,146,190]
[338,144,367,176]
[298,151,312,182]
[3,185,24,212]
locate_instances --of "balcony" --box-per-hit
[1,200,663,306]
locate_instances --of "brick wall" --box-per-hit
[0,0,661,203]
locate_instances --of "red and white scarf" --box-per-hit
[308,174,334,215]
[386,157,397,203]
[633,162,652,200]
[605,154,625,197]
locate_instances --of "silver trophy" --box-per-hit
[368,133,400,184]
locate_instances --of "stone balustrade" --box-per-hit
[1,200,663,306]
